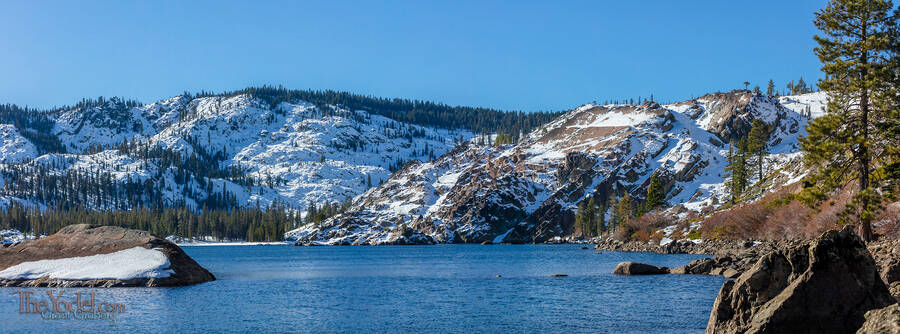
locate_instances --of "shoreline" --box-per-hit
[176,241,290,247]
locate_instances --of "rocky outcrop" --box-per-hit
[0,224,215,287]
[706,226,895,334]
[612,262,669,275]
[868,238,900,301]
[671,257,744,279]
[856,304,900,334]
[671,241,804,279]
[593,238,766,255]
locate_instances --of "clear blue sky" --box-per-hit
[1,0,826,111]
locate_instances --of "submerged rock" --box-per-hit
[612,262,669,275]
[856,303,900,334]
[706,226,895,334]
[0,224,215,287]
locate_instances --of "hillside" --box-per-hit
[290,90,827,245]
[0,89,558,214]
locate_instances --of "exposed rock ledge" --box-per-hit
[706,226,896,334]
[0,224,215,287]
[593,238,768,255]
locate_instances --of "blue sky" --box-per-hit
[1,0,826,111]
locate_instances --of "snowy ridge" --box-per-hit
[0,93,471,211]
[292,91,828,245]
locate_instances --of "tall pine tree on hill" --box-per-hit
[802,0,899,241]
[747,119,770,183]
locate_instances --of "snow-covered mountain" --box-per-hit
[0,93,472,211]
[290,90,828,245]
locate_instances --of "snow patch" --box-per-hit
[0,247,174,280]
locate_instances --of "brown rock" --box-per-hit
[612,262,669,275]
[706,226,895,334]
[856,303,900,334]
[0,224,215,287]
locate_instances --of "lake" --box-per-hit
[1,244,725,333]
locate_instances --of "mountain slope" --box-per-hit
[291,90,826,245]
[0,92,475,212]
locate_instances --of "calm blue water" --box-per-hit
[1,244,725,333]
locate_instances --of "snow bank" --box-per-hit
[0,247,174,280]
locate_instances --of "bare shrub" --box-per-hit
[616,211,674,242]
[874,201,900,238]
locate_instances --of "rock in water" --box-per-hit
[856,303,900,334]
[612,262,669,275]
[0,224,215,287]
[706,226,895,334]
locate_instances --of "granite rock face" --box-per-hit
[0,224,215,287]
[706,226,895,334]
[868,238,900,301]
[856,303,900,334]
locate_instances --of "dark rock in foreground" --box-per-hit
[706,226,895,334]
[856,303,900,334]
[612,262,669,275]
[0,224,215,287]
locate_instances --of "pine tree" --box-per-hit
[795,77,808,94]
[724,140,749,202]
[615,194,634,227]
[575,201,586,237]
[802,0,899,241]
[595,199,606,236]
[747,119,770,183]
[607,195,620,232]
[743,81,750,90]
[585,197,597,238]
[767,79,776,96]
[645,171,664,210]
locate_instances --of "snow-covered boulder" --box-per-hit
[0,224,214,287]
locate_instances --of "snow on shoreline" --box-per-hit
[176,241,289,246]
[0,247,174,280]
[166,235,289,246]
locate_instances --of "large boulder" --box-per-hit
[856,303,900,334]
[0,224,215,287]
[706,226,896,334]
[612,261,669,275]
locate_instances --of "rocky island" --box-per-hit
[0,224,215,287]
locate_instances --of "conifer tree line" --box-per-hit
[214,86,562,138]
[754,76,819,98]
[0,202,303,242]
[574,171,667,238]
[724,120,771,202]
[574,196,605,238]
